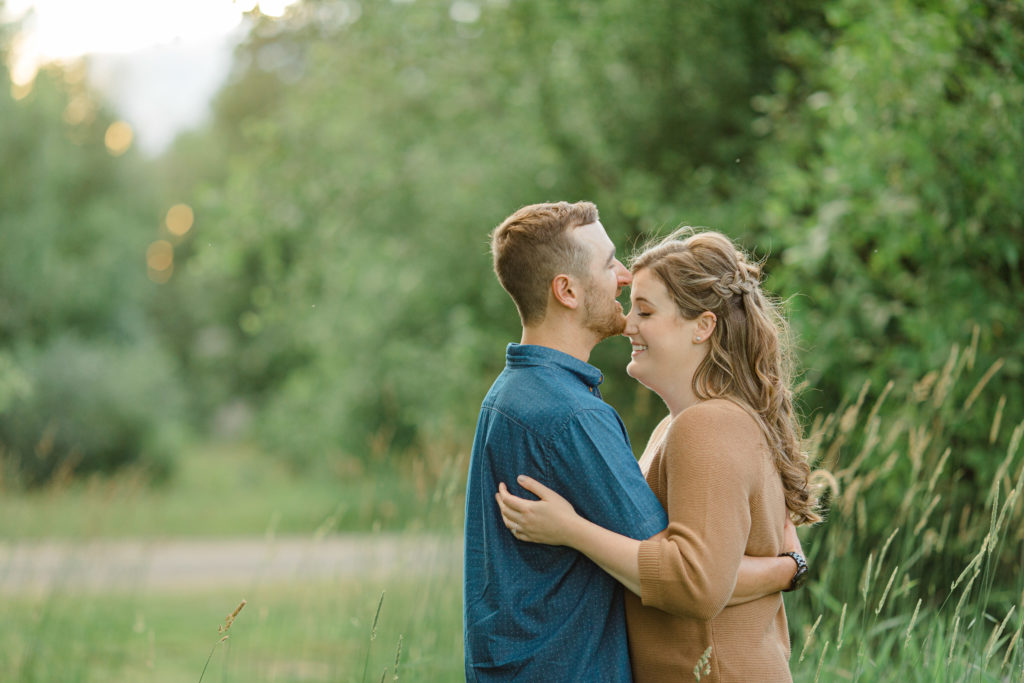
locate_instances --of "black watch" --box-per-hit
[779,551,808,592]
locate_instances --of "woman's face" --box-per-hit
[623,268,703,395]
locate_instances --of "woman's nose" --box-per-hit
[622,312,637,336]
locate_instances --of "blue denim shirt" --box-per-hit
[464,344,668,681]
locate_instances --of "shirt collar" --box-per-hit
[505,343,604,389]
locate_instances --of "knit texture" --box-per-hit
[625,400,792,682]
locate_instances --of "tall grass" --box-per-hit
[788,331,1023,681]
[0,576,463,682]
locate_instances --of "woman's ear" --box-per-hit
[695,311,717,342]
[551,274,581,310]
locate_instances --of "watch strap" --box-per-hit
[779,551,808,592]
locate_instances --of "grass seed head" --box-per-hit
[799,614,823,663]
[692,645,712,681]
[218,599,247,634]
[874,566,899,615]
[836,603,847,651]
[989,395,1006,444]
[905,598,922,647]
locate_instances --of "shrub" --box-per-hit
[0,336,185,486]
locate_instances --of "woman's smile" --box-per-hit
[623,267,712,415]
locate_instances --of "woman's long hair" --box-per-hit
[631,228,820,525]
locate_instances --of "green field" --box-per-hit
[1,577,462,682]
[0,443,465,682]
[0,440,464,540]
[2,348,1023,681]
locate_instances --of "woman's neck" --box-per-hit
[659,379,701,419]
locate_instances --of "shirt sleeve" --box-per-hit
[544,407,668,541]
[637,402,760,621]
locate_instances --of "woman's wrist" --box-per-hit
[561,511,591,549]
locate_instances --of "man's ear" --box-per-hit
[551,273,581,310]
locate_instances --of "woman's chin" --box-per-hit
[627,364,661,394]
[626,362,646,384]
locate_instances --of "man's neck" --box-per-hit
[520,322,596,364]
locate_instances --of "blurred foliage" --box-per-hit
[1,0,1021,558]
[0,46,186,484]
[750,0,1023,443]
[1,335,183,485]
[155,0,824,467]
[155,0,1021,470]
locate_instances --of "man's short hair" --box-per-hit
[490,201,597,326]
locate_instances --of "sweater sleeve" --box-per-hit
[637,401,759,621]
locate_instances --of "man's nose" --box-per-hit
[615,261,632,286]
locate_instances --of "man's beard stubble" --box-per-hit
[583,281,627,341]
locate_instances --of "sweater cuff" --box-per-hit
[637,538,662,607]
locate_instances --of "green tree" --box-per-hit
[0,39,186,484]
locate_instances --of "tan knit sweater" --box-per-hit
[625,399,792,682]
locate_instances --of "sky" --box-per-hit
[4,0,300,153]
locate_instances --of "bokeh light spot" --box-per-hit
[239,312,263,335]
[11,81,33,100]
[450,1,481,23]
[147,240,174,272]
[258,0,292,17]
[63,95,95,126]
[166,203,195,236]
[105,120,134,156]
[147,265,173,284]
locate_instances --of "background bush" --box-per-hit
[1,336,183,485]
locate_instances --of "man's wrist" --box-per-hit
[779,551,808,592]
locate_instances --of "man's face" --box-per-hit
[573,221,632,340]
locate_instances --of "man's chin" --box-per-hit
[610,316,627,338]
[594,315,627,341]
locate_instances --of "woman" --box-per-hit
[496,229,819,682]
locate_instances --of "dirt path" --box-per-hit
[0,534,462,594]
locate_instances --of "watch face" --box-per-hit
[792,567,809,590]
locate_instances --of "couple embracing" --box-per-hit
[463,201,819,682]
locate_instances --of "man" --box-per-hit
[464,202,801,681]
